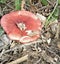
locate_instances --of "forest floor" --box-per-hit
[0,0,60,64]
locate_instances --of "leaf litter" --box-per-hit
[0,0,60,64]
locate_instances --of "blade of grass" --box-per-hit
[53,8,59,18]
[45,0,58,28]
[15,0,22,10]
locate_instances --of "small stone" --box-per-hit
[47,38,51,44]
[54,57,58,62]
[38,47,41,52]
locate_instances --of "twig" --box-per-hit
[47,0,54,6]
[0,37,6,45]
[0,1,14,9]
[0,49,5,57]
[47,48,60,61]
[55,22,60,39]
[2,40,42,55]
[21,0,26,10]
[7,54,28,64]
[34,58,41,64]
[37,5,52,11]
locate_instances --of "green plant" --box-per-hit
[15,0,22,10]
[41,0,48,6]
[45,0,59,28]
[58,0,60,4]
[0,0,7,4]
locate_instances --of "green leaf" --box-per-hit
[0,0,7,3]
[58,0,60,4]
[15,0,22,10]
[53,8,59,18]
[41,0,48,6]
[0,27,4,36]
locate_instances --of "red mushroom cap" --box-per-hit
[1,11,42,43]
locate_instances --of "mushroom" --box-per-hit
[1,11,42,43]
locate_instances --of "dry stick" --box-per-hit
[7,54,28,64]
[0,2,14,9]
[47,0,54,6]
[21,0,26,10]
[34,58,41,64]
[55,23,60,39]
[37,6,52,11]
[2,40,41,55]
[29,0,38,13]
